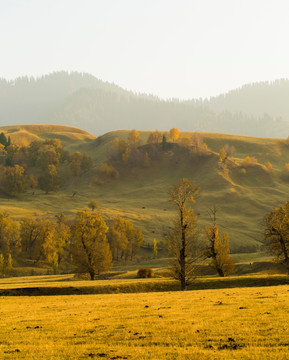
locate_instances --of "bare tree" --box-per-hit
[168,178,200,290]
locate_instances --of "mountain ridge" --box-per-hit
[0,72,289,138]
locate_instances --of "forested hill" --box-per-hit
[203,79,289,121]
[0,72,289,138]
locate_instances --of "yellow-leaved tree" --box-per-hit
[128,129,141,147]
[205,206,235,277]
[108,216,144,261]
[169,128,180,142]
[70,211,112,280]
[168,178,200,291]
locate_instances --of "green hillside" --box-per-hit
[1,125,289,254]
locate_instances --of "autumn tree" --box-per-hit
[20,217,52,261]
[169,128,180,142]
[80,153,93,173]
[191,134,210,157]
[5,144,19,166]
[242,156,258,168]
[168,178,200,290]
[0,212,21,258]
[108,216,144,261]
[28,174,38,192]
[128,129,140,147]
[38,164,60,193]
[178,136,192,147]
[41,214,70,268]
[70,211,112,279]
[147,131,162,144]
[88,200,98,211]
[0,164,26,196]
[264,202,289,274]
[0,132,10,150]
[205,206,235,277]
[97,163,119,181]
[27,140,42,166]
[224,144,236,158]
[265,162,273,174]
[69,152,92,176]
[219,147,227,162]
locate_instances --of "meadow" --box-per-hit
[2,124,289,253]
[0,278,289,359]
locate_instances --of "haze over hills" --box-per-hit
[1,72,289,138]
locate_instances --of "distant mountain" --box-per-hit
[0,72,289,137]
[203,79,289,121]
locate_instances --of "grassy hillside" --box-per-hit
[1,125,289,254]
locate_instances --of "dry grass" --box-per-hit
[0,283,289,359]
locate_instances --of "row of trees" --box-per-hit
[0,211,144,279]
[169,178,289,290]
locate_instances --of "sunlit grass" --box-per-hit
[0,284,289,359]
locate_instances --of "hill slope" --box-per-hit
[1,125,289,254]
[1,72,289,138]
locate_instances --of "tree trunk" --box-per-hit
[217,267,225,277]
[180,213,187,291]
[89,271,95,280]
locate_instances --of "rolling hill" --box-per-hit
[1,72,289,138]
[1,124,289,255]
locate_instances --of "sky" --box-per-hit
[0,0,289,99]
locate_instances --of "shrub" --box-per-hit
[137,267,154,278]
[265,161,273,173]
[242,156,258,168]
[98,163,119,180]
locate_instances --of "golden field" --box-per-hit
[0,279,289,359]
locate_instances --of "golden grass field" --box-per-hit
[0,277,289,359]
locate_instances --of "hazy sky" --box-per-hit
[0,0,289,99]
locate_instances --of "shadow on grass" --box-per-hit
[0,274,288,296]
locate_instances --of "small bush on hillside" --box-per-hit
[265,162,273,174]
[242,156,258,168]
[88,200,98,211]
[137,267,154,278]
[98,163,119,180]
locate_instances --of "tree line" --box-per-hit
[0,211,143,279]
